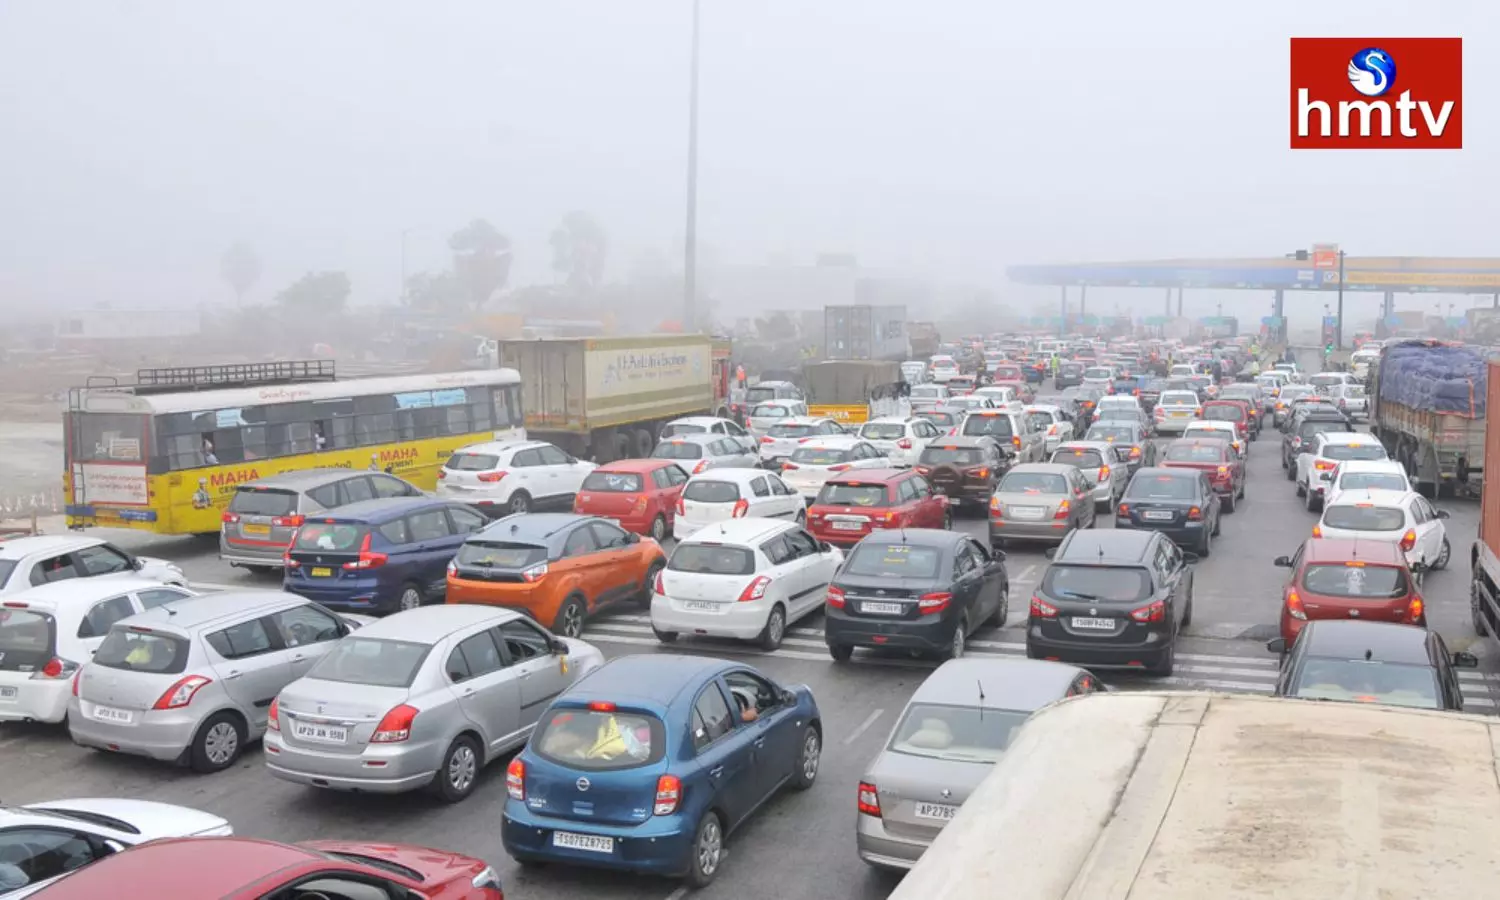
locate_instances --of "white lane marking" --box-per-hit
[1013,564,1038,584]
[665,887,690,900]
[844,709,885,746]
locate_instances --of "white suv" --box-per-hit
[1315,488,1452,572]
[858,417,942,467]
[1295,432,1388,511]
[436,439,596,516]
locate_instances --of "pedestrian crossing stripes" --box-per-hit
[580,613,1498,709]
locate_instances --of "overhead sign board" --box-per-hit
[1312,243,1340,269]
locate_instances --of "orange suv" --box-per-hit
[446,512,666,638]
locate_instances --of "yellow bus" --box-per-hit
[64,361,524,536]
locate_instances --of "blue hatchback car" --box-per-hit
[502,654,822,887]
[283,497,491,614]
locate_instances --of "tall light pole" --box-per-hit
[400,227,421,304]
[683,0,702,331]
[1335,249,1346,350]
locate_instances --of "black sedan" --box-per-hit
[825,529,1009,662]
[1267,619,1479,712]
[1115,466,1221,556]
[1027,529,1196,676]
[1083,421,1157,474]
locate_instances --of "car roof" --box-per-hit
[1336,459,1405,474]
[800,435,863,448]
[858,528,959,550]
[596,458,676,474]
[27,836,320,899]
[1054,441,1113,454]
[1055,528,1155,562]
[562,654,735,708]
[1133,465,1198,480]
[1301,536,1405,565]
[828,467,908,485]
[1184,420,1236,430]
[686,467,770,485]
[319,496,451,524]
[925,436,992,449]
[239,467,363,490]
[477,512,591,543]
[660,433,723,447]
[1324,488,1415,508]
[1003,462,1076,477]
[349,604,526,642]
[454,439,548,456]
[1,576,189,611]
[774,416,829,426]
[0,534,97,559]
[667,416,731,427]
[863,416,919,425]
[1316,431,1378,445]
[1299,620,1433,665]
[118,590,305,632]
[752,380,795,388]
[911,658,1083,710]
[966,409,1016,418]
[679,518,794,546]
[1024,403,1063,413]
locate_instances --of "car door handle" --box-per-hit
[462,687,476,696]
[753,737,765,749]
[710,766,724,778]
[225,671,243,680]
[290,654,306,663]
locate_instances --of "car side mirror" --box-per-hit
[551,638,570,655]
[1272,555,1292,567]
[1043,547,1056,559]
[566,455,578,464]
[1181,552,1201,565]
[1453,651,1480,669]
[781,689,797,706]
[1437,510,1451,519]
[130,556,145,571]
[1266,637,1287,655]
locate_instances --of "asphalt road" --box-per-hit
[1,378,1491,900]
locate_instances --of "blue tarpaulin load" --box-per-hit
[1377,340,1490,418]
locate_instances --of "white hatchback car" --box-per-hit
[0,578,198,725]
[0,536,185,598]
[651,519,844,650]
[929,356,961,383]
[659,415,751,440]
[747,399,811,437]
[1182,420,1245,458]
[1024,404,1076,454]
[1315,488,1452,572]
[909,383,950,411]
[780,437,893,500]
[757,416,847,468]
[1328,383,1369,420]
[971,386,1024,414]
[1325,459,1410,504]
[1296,432,1388,511]
[858,417,942,468]
[673,468,805,540]
[651,432,761,476]
[437,439,597,516]
[1153,390,1202,434]
[1081,366,1115,390]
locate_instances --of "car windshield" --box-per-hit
[1344,385,1367,397]
[444,452,502,472]
[1084,368,1112,379]
[92,628,189,675]
[887,703,1030,763]
[653,441,705,460]
[1077,388,1105,402]
[1025,412,1054,430]
[659,422,707,437]
[816,482,890,507]
[308,638,431,688]
[1052,448,1104,468]
[998,472,1068,494]
[961,415,1013,438]
[1298,421,1346,440]
[1041,565,1153,602]
[584,471,646,493]
[294,523,370,551]
[860,423,906,440]
[790,447,852,465]
[682,480,740,503]
[534,708,665,770]
[1323,444,1386,462]
[1302,564,1409,598]
[1280,387,1314,401]
[912,386,945,398]
[1338,473,1407,493]
[843,543,942,579]
[1322,505,1405,531]
[228,487,298,517]
[1085,426,1133,442]
[1164,443,1224,463]
[916,411,956,427]
[920,446,983,466]
[751,404,791,420]
[768,423,816,438]
[1292,660,1439,710]
[745,387,781,404]
[1127,474,1198,500]
[0,560,17,591]
[0,609,54,669]
[1203,406,1241,421]
[1183,428,1232,443]
[1160,392,1198,406]
[669,544,756,575]
[456,541,547,568]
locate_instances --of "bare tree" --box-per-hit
[448,219,513,310]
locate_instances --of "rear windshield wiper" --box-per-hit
[1058,590,1103,601]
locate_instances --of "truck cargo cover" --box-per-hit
[1377,339,1492,418]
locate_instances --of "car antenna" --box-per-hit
[977,678,986,722]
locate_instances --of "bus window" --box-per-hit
[71,413,147,464]
[494,387,515,429]
[356,412,398,445]
[467,387,494,431]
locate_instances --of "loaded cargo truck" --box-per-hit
[497,335,734,463]
[1468,359,1500,641]
[1370,339,1491,499]
[802,360,908,425]
[824,305,909,360]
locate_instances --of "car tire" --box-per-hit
[1304,489,1319,512]
[1182,587,1195,628]
[1221,492,1236,514]
[507,491,533,515]
[828,642,854,662]
[942,618,967,660]
[552,595,587,638]
[1148,640,1176,677]
[1198,530,1212,557]
[1432,537,1452,571]
[395,583,424,613]
[431,735,481,803]
[640,560,665,604]
[1294,478,1305,497]
[988,589,1009,627]
[649,514,668,542]
[653,626,679,643]
[758,604,787,651]
[1211,513,1221,537]
[684,812,725,888]
[1237,480,1246,500]
[189,711,245,773]
[791,725,821,791]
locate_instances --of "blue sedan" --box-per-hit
[502,654,823,887]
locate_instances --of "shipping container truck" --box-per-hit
[497,335,734,463]
[824,305,909,360]
[1370,340,1492,499]
[1468,359,1500,641]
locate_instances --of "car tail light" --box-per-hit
[1291,437,1303,449]
[71,665,83,697]
[437,469,447,480]
[1030,595,1058,618]
[693,460,710,474]
[732,498,750,518]
[1407,595,1424,621]
[1130,599,1165,623]
[973,467,989,478]
[1011,436,1021,450]
[918,592,951,614]
[342,532,388,570]
[1154,407,1166,419]
[915,466,931,474]
[1098,465,1111,481]
[1117,503,1130,517]
[897,438,913,449]
[477,471,508,483]
[221,512,239,524]
[521,563,549,583]
[372,704,419,743]
[675,495,686,515]
[268,697,281,732]
[1286,589,1307,621]
[738,575,772,603]
[506,758,526,800]
[652,568,665,594]
[33,656,76,680]
[1314,460,1337,471]
[782,462,800,470]
[1400,529,1417,552]
[1216,466,1229,477]
[1047,423,1057,435]
[761,436,774,444]
[1054,499,1070,520]
[826,586,846,609]
[1128,447,1141,459]
[271,514,304,528]
[1185,505,1202,521]
[828,464,852,472]
[1312,524,1322,538]
[153,675,212,710]
[798,437,813,444]
[857,781,882,817]
[654,774,682,815]
[628,495,648,515]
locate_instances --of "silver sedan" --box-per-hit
[264,605,604,803]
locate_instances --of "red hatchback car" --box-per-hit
[1273,538,1425,644]
[573,459,688,542]
[1200,399,1252,441]
[27,836,502,900]
[1159,438,1245,512]
[807,467,950,546]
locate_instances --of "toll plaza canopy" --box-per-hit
[1007,257,1500,294]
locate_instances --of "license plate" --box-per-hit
[242,523,271,536]
[1143,510,1173,521]
[0,687,15,700]
[682,600,721,612]
[1071,617,1116,630]
[91,704,133,724]
[862,601,904,615]
[311,567,333,577]
[293,722,349,743]
[1010,507,1044,520]
[1171,411,1189,417]
[553,831,614,853]
[832,521,863,531]
[914,802,958,821]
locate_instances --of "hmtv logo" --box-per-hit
[1290,38,1462,149]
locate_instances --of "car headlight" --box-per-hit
[472,865,503,890]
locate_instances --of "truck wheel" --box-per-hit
[591,431,616,464]
[1472,579,1490,637]
[612,432,632,461]
[633,428,654,458]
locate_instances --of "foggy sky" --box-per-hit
[0,1,1492,328]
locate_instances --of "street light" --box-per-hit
[400,227,422,303]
